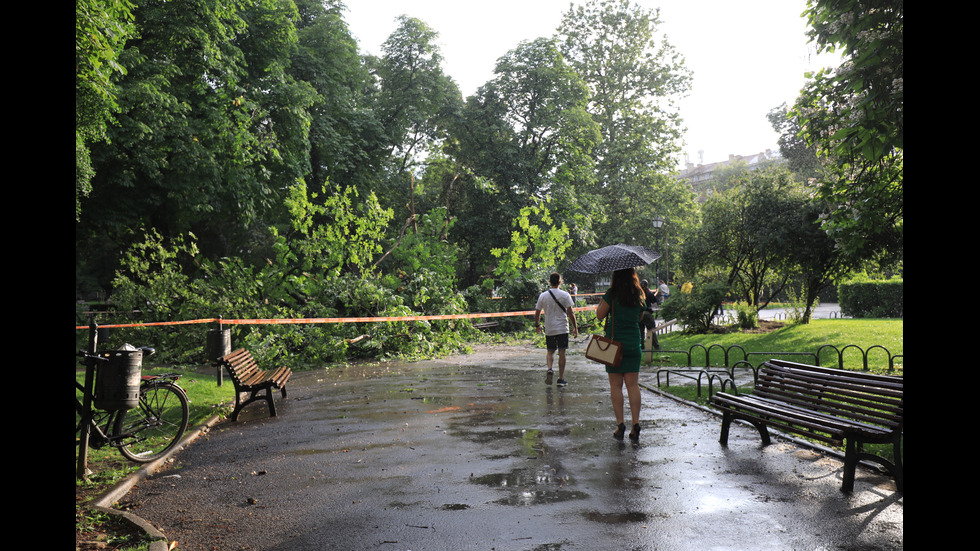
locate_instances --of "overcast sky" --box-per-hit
[343,0,842,169]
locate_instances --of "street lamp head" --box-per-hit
[652,215,664,229]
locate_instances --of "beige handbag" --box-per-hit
[585,300,623,367]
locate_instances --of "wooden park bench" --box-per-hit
[709,359,903,493]
[216,349,292,422]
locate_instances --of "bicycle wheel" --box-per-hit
[114,381,189,463]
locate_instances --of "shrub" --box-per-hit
[732,301,759,330]
[99,184,477,366]
[662,280,729,333]
[839,277,903,318]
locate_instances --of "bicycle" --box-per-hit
[76,346,190,464]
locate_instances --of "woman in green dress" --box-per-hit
[596,268,646,441]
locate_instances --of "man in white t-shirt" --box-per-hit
[534,272,579,386]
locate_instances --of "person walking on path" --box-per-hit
[658,278,670,304]
[639,279,661,350]
[597,268,646,441]
[535,272,579,387]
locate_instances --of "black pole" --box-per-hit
[76,316,99,479]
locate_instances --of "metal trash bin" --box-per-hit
[206,328,232,362]
[94,347,144,411]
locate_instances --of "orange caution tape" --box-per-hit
[75,305,597,330]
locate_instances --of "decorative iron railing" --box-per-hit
[644,343,902,399]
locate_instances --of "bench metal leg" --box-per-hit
[892,437,903,492]
[231,386,280,421]
[842,439,858,492]
[719,412,772,446]
[719,413,731,445]
[841,437,903,493]
[756,422,772,446]
[266,388,278,417]
[231,393,245,422]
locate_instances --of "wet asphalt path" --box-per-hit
[123,343,903,551]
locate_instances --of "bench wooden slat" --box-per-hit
[709,358,903,493]
[756,365,903,426]
[754,383,903,430]
[215,348,292,421]
[759,366,904,403]
[711,394,894,446]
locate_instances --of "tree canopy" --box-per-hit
[792,0,903,265]
[76,0,902,360]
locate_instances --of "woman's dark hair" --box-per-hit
[610,268,644,307]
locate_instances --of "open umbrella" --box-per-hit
[566,244,661,274]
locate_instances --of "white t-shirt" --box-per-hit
[535,288,574,336]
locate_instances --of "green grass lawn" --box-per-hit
[76,365,236,549]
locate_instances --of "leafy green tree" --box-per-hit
[556,0,694,251]
[793,0,903,265]
[781,199,852,322]
[680,165,808,309]
[78,0,318,291]
[450,37,599,283]
[76,0,136,220]
[679,161,854,322]
[290,0,383,196]
[370,16,464,216]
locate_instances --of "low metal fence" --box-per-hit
[644,342,902,400]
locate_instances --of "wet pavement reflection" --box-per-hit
[124,343,902,551]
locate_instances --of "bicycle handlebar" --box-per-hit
[77,346,157,362]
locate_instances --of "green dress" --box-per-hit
[602,289,643,373]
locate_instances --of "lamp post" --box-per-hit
[652,216,666,281]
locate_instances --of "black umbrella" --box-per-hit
[566,244,661,274]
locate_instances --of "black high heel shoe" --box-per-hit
[628,423,641,441]
[613,423,626,440]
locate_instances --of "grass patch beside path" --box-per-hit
[76,366,235,550]
[76,365,234,494]
[652,318,903,374]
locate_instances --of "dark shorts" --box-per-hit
[641,311,656,329]
[545,333,569,351]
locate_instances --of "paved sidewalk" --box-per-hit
[120,342,902,551]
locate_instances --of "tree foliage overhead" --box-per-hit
[447,36,603,284]
[77,0,697,296]
[77,0,319,282]
[556,0,695,252]
[557,0,692,180]
[792,0,903,264]
[76,0,902,356]
[290,0,382,198]
[76,0,136,220]
[456,38,599,204]
[373,16,461,170]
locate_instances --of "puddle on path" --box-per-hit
[473,472,590,506]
